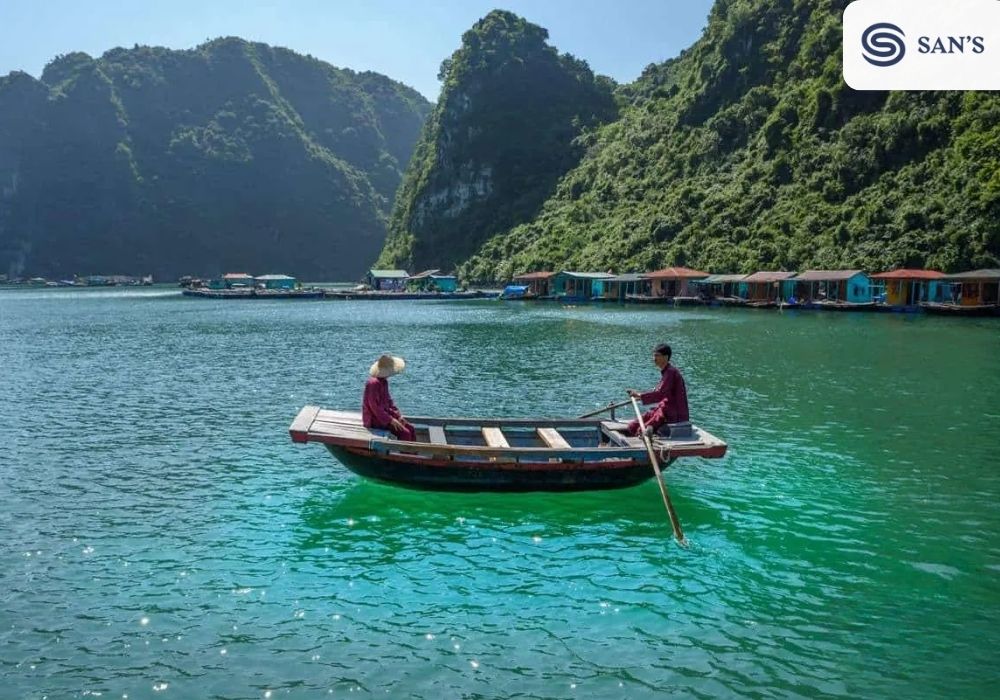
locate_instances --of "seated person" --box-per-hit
[625,343,690,438]
[362,354,416,441]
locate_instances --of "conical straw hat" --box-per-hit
[369,354,405,378]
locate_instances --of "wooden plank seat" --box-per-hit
[310,420,377,440]
[667,422,694,438]
[316,409,364,425]
[482,427,510,448]
[601,420,694,440]
[537,427,571,450]
[428,426,448,445]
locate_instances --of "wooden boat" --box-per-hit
[813,299,877,312]
[671,296,710,307]
[920,301,1000,317]
[289,407,727,492]
[624,294,670,305]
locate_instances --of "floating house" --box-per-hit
[208,273,255,290]
[641,267,709,299]
[691,274,748,301]
[512,271,555,297]
[595,273,647,301]
[430,274,458,293]
[870,269,946,310]
[550,271,614,301]
[255,274,297,290]
[940,269,1000,307]
[791,270,873,305]
[366,269,409,291]
[224,273,254,288]
[406,269,458,293]
[743,271,797,305]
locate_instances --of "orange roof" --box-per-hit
[513,271,555,280]
[642,267,709,279]
[870,269,944,280]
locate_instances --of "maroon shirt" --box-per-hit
[640,364,690,423]
[362,376,402,428]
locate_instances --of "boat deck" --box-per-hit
[289,407,727,461]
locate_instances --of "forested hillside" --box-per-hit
[0,38,431,280]
[376,10,618,272]
[380,2,1000,281]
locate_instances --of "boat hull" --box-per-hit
[327,445,657,492]
[813,301,877,312]
[920,302,1000,317]
[289,406,726,493]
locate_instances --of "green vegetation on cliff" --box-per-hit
[381,2,1000,281]
[377,10,618,272]
[0,39,431,280]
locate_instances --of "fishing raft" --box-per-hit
[288,406,727,492]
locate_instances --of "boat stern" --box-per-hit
[289,405,321,443]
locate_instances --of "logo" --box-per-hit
[918,36,984,54]
[844,0,1000,90]
[861,22,906,66]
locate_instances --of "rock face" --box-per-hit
[0,39,432,280]
[376,10,618,272]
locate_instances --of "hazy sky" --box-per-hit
[0,0,714,99]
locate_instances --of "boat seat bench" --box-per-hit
[428,426,448,445]
[537,428,571,450]
[482,427,510,448]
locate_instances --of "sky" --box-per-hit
[0,0,714,100]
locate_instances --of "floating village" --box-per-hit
[0,273,154,287]
[4,266,998,316]
[172,266,1000,316]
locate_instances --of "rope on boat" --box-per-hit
[658,445,672,464]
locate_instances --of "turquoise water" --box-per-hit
[1,288,998,699]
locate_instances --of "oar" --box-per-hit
[629,395,688,547]
[577,399,631,419]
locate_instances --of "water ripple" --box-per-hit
[1,290,999,698]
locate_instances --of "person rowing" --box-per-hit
[625,343,689,438]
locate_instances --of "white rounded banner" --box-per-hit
[843,0,1000,89]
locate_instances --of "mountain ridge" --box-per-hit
[379,2,1000,281]
[0,37,432,280]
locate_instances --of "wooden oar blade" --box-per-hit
[630,395,687,546]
